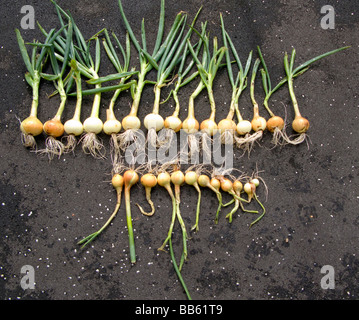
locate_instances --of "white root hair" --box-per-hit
[109,133,121,168]
[234,131,263,155]
[200,133,212,163]
[80,132,106,159]
[37,136,65,160]
[188,133,200,162]
[63,134,77,153]
[146,128,159,149]
[157,128,176,148]
[118,129,138,152]
[21,133,37,149]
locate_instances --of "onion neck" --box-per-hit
[263,97,275,118]
[152,84,162,115]
[250,76,260,118]
[109,77,126,114]
[72,70,82,121]
[172,90,180,118]
[208,87,216,121]
[287,75,301,117]
[129,67,147,117]
[55,78,67,121]
[30,71,40,118]
[188,81,205,118]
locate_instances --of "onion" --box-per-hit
[122,115,141,131]
[171,170,185,186]
[103,119,122,135]
[136,173,157,216]
[197,174,223,224]
[182,116,199,134]
[200,119,218,136]
[243,180,266,228]
[164,115,182,132]
[83,116,103,135]
[236,120,252,135]
[123,169,139,264]
[64,119,84,136]
[157,171,188,266]
[243,181,256,202]
[41,117,66,160]
[266,116,284,133]
[185,170,202,232]
[292,115,310,133]
[144,113,165,132]
[43,118,64,138]
[251,115,267,132]
[20,116,43,137]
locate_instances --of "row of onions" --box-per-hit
[17,1,349,160]
[16,0,349,300]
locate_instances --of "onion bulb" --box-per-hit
[136,173,157,216]
[182,116,199,134]
[164,115,182,132]
[43,118,64,138]
[244,181,256,202]
[81,116,105,159]
[236,120,252,135]
[122,115,141,131]
[144,113,165,132]
[251,115,267,132]
[243,180,266,228]
[200,119,218,136]
[64,119,84,136]
[103,119,122,135]
[20,116,43,149]
[20,116,43,137]
[198,174,223,224]
[292,115,310,133]
[266,116,284,133]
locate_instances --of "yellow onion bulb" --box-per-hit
[43,118,64,138]
[244,182,256,196]
[20,116,43,136]
[124,170,139,187]
[185,171,198,186]
[112,173,124,188]
[266,116,284,133]
[200,119,218,136]
[220,178,233,193]
[164,115,182,132]
[233,180,243,194]
[171,170,185,186]
[197,174,210,188]
[182,116,199,134]
[251,116,267,132]
[292,115,310,133]
[157,172,171,187]
[141,173,157,188]
[210,177,221,191]
[217,119,236,134]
